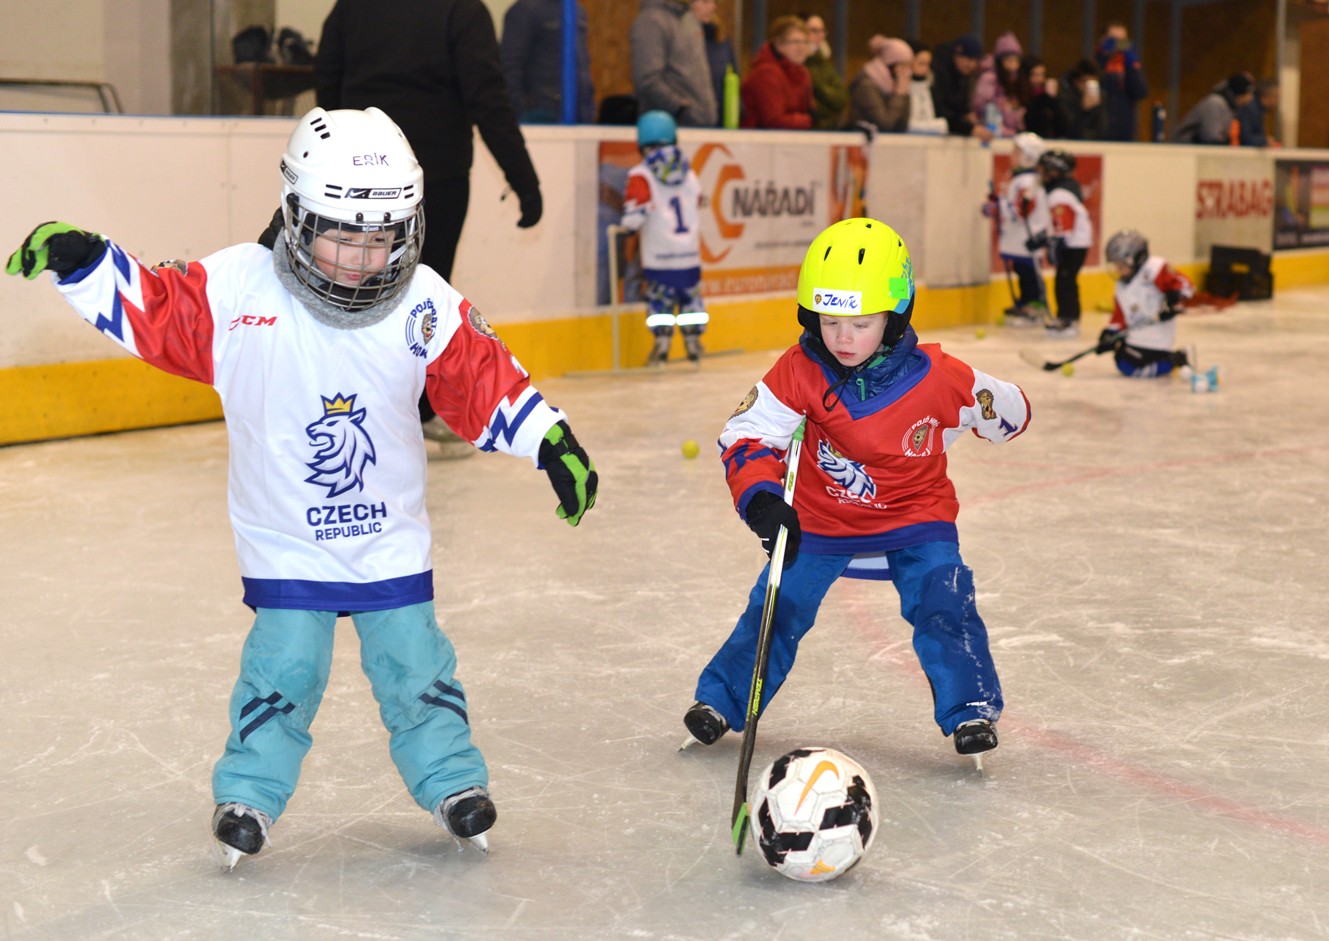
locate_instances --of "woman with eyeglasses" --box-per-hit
[740,15,814,129]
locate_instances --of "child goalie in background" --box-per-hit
[5,107,598,868]
[1096,228,1205,382]
[619,110,709,365]
[681,218,1030,760]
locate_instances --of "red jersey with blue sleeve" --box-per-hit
[52,238,562,611]
[720,339,1030,556]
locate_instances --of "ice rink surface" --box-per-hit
[3,288,1328,940]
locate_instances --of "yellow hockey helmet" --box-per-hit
[796,218,915,347]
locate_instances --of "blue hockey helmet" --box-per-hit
[637,110,677,148]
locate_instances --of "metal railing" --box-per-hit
[0,79,123,114]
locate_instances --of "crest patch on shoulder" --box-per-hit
[467,304,498,339]
[152,259,188,274]
[731,386,759,418]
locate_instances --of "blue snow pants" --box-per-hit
[212,602,486,821]
[694,542,1003,737]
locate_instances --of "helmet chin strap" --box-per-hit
[272,233,405,330]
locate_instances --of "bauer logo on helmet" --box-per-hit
[810,288,862,314]
[345,188,403,200]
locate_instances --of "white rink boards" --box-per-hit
[2,289,1328,940]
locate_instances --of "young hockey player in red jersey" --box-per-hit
[681,217,1030,761]
[1096,228,1208,385]
[619,110,708,365]
[6,107,598,868]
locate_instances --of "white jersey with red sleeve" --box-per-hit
[997,169,1050,258]
[53,239,562,612]
[619,163,703,276]
[718,340,1030,555]
[1047,184,1092,249]
[1108,255,1195,351]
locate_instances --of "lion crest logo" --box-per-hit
[467,304,498,339]
[304,393,377,498]
[817,439,875,499]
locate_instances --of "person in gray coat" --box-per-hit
[631,0,717,127]
[1171,72,1254,145]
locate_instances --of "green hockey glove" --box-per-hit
[5,222,106,280]
[539,420,597,527]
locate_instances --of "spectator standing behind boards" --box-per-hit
[741,16,814,129]
[500,0,596,124]
[848,36,913,134]
[315,0,543,452]
[971,31,1025,137]
[1171,72,1254,144]
[905,39,949,134]
[691,0,739,128]
[1018,55,1062,139]
[931,33,993,142]
[1054,59,1107,140]
[1095,21,1148,141]
[801,13,848,129]
[1237,78,1279,147]
[631,0,717,127]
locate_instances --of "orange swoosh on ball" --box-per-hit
[794,760,840,814]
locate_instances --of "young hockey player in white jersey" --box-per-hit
[1096,228,1206,383]
[1027,150,1092,337]
[983,132,1050,324]
[619,110,708,365]
[5,107,598,868]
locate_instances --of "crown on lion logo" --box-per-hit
[321,393,356,415]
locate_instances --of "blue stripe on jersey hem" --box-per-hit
[800,521,958,555]
[642,266,701,288]
[240,572,434,612]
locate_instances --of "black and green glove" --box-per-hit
[5,222,106,280]
[539,420,597,527]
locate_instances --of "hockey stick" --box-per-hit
[731,419,807,855]
[1018,341,1105,372]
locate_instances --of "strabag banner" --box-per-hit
[1193,153,1274,257]
[1273,158,1329,249]
[597,138,869,305]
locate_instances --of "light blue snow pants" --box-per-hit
[694,542,1003,737]
[212,602,486,821]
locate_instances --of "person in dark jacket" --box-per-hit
[500,0,596,124]
[930,34,992,142]
[1055,59,1107,140]
[740,16,814,129]
[1237,78,1279,147]
[1095,21,1148,141]
[1018,55,1062,139]
[314,0,543,447]
[631,0,717,127]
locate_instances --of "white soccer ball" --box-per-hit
[748,746,878,882]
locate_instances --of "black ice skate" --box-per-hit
[953,719,999,772]
[434,785,496,854]
[682,329,704,363]
[679,701,730,750]
[212,803,272,871]
[647,332,672,366]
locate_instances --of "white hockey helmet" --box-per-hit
[1012,132,1046,169]
[280,107,425,312]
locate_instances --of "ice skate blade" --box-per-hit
[678,733,701,751]
[972,753,985,774]
[214,840,244,872]
[450,832,490,855]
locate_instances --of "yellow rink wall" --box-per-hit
[5,249,1323,446]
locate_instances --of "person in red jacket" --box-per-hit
[740,16,814,129]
